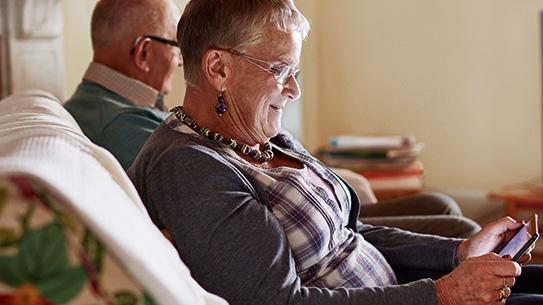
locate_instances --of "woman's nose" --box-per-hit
[283,73,301,100]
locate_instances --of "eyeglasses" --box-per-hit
[217,48,300,85]
[130,35,180,55]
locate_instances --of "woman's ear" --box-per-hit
[202,49,229,91]
[132,38,152,72]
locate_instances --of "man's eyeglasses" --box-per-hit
[130,35,180,55]
[217,48,300,85]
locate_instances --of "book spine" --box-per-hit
[329,135,416,150]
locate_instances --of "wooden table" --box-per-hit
[490,187,543,218]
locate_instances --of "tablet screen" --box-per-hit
[498,225,530,257]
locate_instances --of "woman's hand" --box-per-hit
[455,217,525,264]
[435,253,521,305]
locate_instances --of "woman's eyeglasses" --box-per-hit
[130,35,180,55]
[217,48,299,85]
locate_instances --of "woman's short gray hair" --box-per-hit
[177,0,310,86]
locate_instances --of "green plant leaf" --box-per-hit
[0,254,25,286]
[37,266,86,304]
[18,221,68,279]
[144,292,157,305]
[0,196,87,303]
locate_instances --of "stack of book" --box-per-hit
[318,135,425,194]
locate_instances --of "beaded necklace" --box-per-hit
[171,106,274,163]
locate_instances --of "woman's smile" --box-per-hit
[269,103,284,112]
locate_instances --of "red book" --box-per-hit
[358,161,424,179]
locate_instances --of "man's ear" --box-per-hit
[202,49,229,91]
[132,38,152,72]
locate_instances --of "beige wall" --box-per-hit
[62,0,94,98]
[62,0,187,108]
[298,0,543,191]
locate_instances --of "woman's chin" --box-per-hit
[264,125,281,140]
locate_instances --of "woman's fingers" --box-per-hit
[435,254,522,305]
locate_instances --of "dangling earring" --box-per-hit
[215,90,227,116]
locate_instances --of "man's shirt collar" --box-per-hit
[83,62,166,110]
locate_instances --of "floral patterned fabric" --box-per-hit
[0,175,156,305]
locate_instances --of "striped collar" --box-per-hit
[83,62,166,110]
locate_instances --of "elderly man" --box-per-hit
[64,0,182,169]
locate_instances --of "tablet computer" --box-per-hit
[497,214,539,261]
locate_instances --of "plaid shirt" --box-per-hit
[170,120,397,288]
[235,145,397,288]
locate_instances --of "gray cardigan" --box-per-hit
[128,122,462,305]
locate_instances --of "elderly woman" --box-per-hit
[129,0,543,304]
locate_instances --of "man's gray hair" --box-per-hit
[177,0,310,87]
[91,0,176,51]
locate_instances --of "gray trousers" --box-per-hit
[361,192,481,238]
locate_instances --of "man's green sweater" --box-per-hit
[64,81,167,169]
